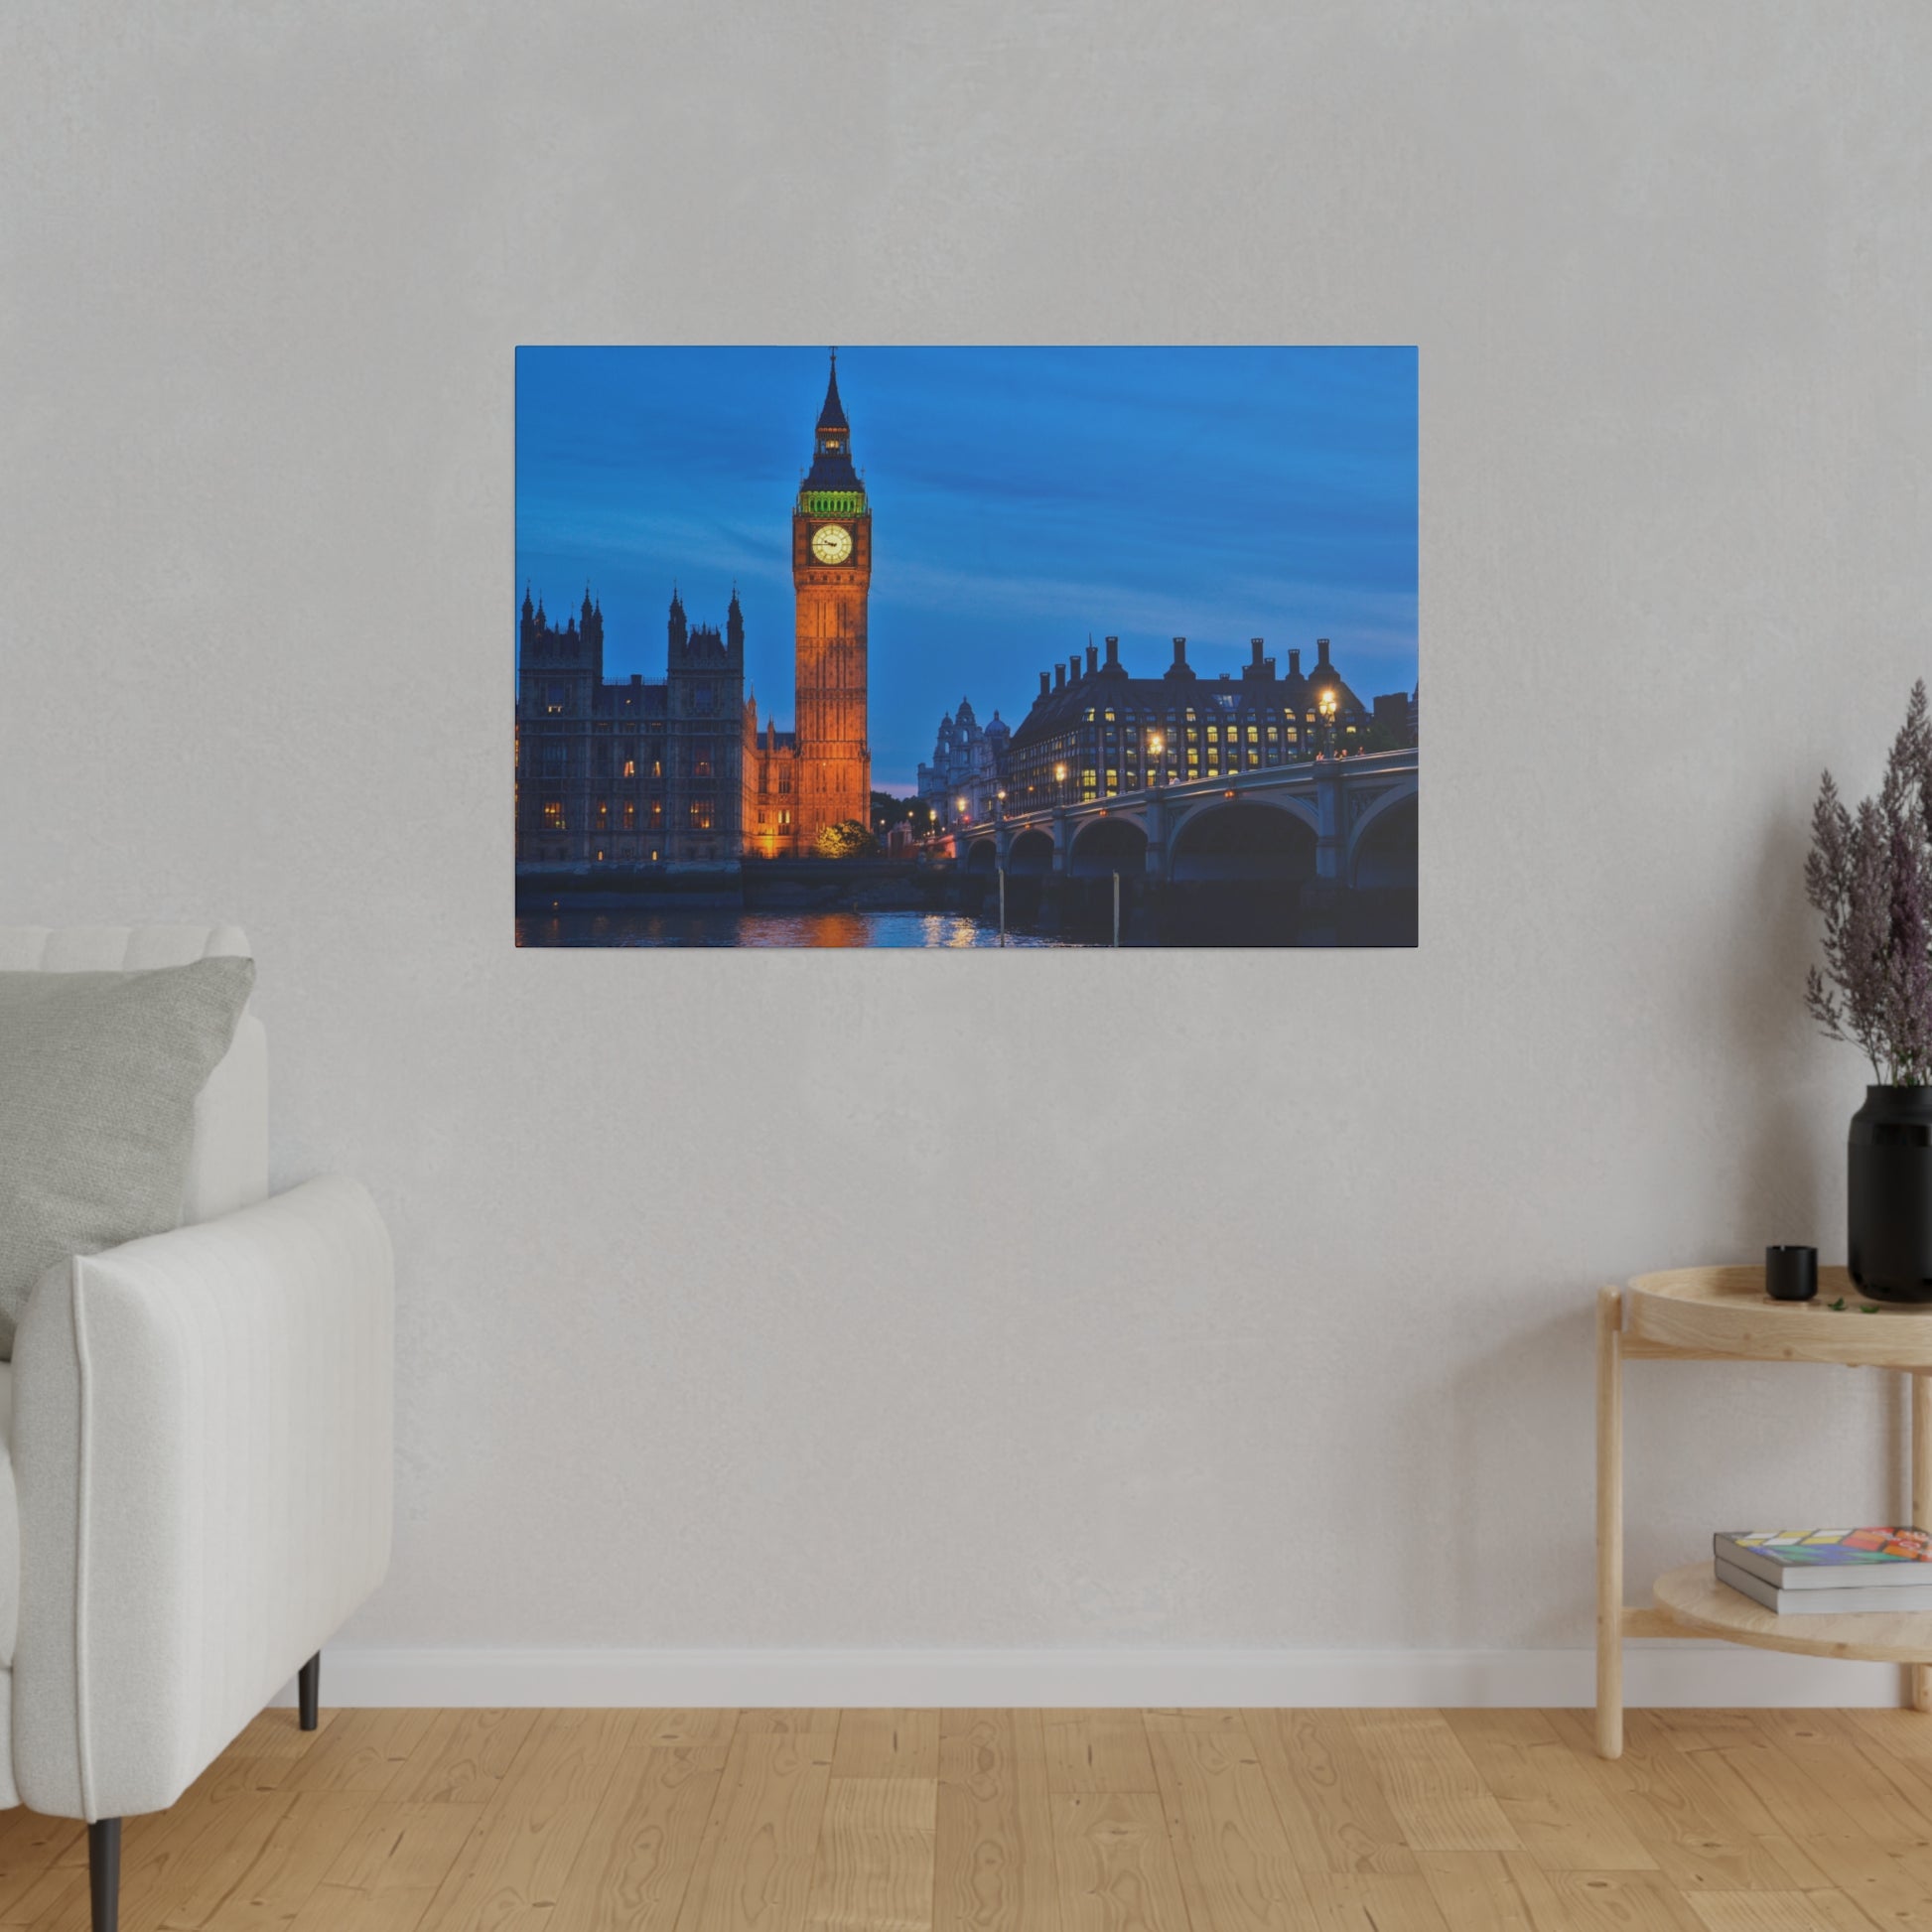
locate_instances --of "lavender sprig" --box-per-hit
[1807,681,1932,1086]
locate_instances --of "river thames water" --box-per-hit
[515,906,1077,948]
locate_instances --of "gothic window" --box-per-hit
[648,801,663,829]
[545,682,566,715]
[622,801,636,830]
[542,800,565,831]
[693,684,714,715]
[694,742,714,778]
[622,756,636,778]
[689,798,714,831]
[595,800,610,829]
[778,770,791,794]
[540,743,567,778]
[594,746,610,777]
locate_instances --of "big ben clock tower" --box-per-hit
[792,350,871,843]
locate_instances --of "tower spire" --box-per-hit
[817,348,848,436]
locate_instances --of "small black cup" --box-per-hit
[1766,1245,1818,1302]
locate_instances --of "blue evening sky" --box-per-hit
[515,346,1418,794]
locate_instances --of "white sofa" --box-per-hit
[0,924,393,1932]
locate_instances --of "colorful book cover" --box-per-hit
[1721,1528,1932,1568]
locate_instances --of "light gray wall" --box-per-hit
[4,0,1929,1657]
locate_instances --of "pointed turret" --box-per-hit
[668,584,688,654]
[727,583,744,654]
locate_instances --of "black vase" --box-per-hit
[1849,1085,1932,1303]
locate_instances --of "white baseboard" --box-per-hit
[273,1643,1914,1710]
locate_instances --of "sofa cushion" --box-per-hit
[0,958,255,1357]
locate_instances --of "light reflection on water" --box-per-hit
[515,907,1077,949]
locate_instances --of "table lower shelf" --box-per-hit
[1648,1562,1932,1664]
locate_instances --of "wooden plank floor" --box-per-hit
[5,1707,1932,1928]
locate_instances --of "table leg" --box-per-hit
[1596,1286,1623,1758]
[1914,1371,1932,1715]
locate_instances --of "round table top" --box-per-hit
[1625,1265,1932,1367]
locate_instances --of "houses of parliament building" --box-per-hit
[514,353,872,869]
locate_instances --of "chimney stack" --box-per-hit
[1104,634,1121,670]
[1085,641,1099,676]
[1055,662,1066,691]
[1317,636,1332,668]
[1172,636,1187,668]
[1069,654,1082,684]
[1038,670,1051,699]
[1251,637,1265,666]
[1289,647,1303,677]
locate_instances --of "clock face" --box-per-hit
[811,523,854,565]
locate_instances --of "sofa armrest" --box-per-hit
[9,1175,393,1820]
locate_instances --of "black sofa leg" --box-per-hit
[298,1652,321,1731]
[89,1818,120,1932]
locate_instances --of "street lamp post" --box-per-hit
[1317,686,1339,759]
[1148,732,1166,789]
[1054,761,1068,807]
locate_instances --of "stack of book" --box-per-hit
[1716,1528,1932,1614]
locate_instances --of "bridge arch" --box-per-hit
[964,837,999,873]
[1348,781,1419,889]
[1168,789,1317,851]
[1008,828,1055,876]
[1067,815,1149,877]
[1169,800,1316,884]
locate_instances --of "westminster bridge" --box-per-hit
[926,748,1418,944]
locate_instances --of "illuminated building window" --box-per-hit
[780,810,791,827]
[542,800,565,831]
[622,801,636,829]
[650,848,660,862]
[693,743,714,778]
[595,800,610,829]
[622,757,636,777]
[648,801,663,828]
[595,849,606,862]
[1081,769,1098,800]
[689,799,714,831]
[1104,768,1119,793]
[1266,725,1280,744]
[1247,725,1259,745]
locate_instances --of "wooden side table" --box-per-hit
[1596,1266,1932,1759]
